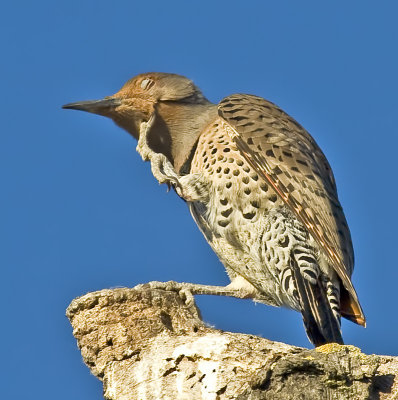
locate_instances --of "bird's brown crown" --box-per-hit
[115,72,207,103]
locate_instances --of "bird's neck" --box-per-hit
[148,101,218,174]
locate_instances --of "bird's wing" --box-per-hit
[218,94,365,326]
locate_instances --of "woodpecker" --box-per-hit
[63,72,365,346]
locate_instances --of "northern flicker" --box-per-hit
[63,72,365,346]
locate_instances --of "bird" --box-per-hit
[63,72,365,346]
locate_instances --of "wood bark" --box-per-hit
[66,286,397,399]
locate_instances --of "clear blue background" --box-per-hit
[2,1,397,398]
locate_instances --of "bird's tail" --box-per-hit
[290,256,344,347]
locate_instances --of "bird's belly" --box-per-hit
[190,183,305,309]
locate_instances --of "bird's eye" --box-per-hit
[140,78,155,90]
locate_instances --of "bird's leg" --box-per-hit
[134,279,271,305]
[137,117,209,202]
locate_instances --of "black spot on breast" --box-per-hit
[269,194,278,202]
[260,183,268,192]
[211,148,217,155]
[250,200,260,208]
[224,167,230,174]
[226,182,232,189]
[220,198,228,205]
[242,176,249,184]
[233,169,240,176]
[244,188,251,195]
[243,211,256,219]
[251,174,259,181]
[221,208,233,217]
[216,167,222,173]
[223,148,231,153]
[247,137,254,145]
[236,160,244,166]
[291,166,299,173]
[218,220,230,227]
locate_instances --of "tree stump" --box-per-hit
[66,286,397,399]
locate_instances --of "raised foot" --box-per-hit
[136,118,209,202]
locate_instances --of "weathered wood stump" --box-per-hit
[66,287,397,399]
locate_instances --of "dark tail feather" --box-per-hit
[290,260,344,347]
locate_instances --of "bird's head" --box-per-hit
[64,72,217,173]
[63,72,208,139]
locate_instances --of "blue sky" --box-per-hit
[2,1,398,398]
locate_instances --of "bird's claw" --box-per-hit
[134,281,196,309]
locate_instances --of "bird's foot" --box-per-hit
[148,154,208,202]
[137,120,209,202]
[134,280,258,300]
[134,281,197,312]
[149,154,209,203]
[149,152,180,187]
[137,118,179,185]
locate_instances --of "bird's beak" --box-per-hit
[62,98,122,116]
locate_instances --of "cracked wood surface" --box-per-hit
[66,287,397,400]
